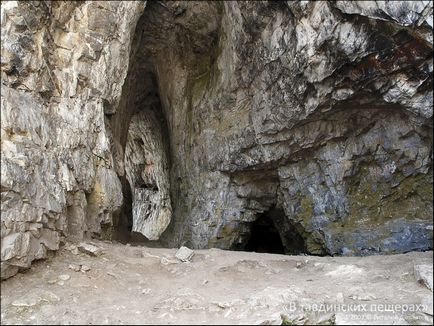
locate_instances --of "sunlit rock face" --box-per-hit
[124,109,172,241]
[1,0,432,279]
[1,1,145,279]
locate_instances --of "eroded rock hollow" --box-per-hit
[1,1,433,279]
[125,108,171,240]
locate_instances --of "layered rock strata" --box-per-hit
[1,1,432,279]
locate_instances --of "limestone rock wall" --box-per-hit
[1,1,433,279]
[1,1,145,279]
[125,110,171,240]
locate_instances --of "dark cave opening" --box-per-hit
[245,212,285,254]
[245,214,285,254]
[243,207,308,255]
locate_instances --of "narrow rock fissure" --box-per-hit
[113,87,172,244]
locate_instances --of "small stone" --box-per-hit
[175,246,194,262]
[414,264,433,292]
[141,288,151,295]
[202,280,209,285]
[47,279,57,285]
[107,271,118,278]
[57,281,65,286]
[59,274,71,281]
[80,265,91,272]
[77,242,103,256]
[296,262,303,269]
[68,264,81,272]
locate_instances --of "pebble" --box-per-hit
[59,274,71,281]
[68,264,81,272]
[141,288,152,295]
[81,265,91,272]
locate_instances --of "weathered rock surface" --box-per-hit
[125,109,172,240]
[1,0,144,278]
[1,1,433,278]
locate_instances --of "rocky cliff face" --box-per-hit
[1,1,433,279]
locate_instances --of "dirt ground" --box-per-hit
[1,240,432,325]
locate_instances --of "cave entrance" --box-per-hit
[245,211,285,254]
[243,207,307,255]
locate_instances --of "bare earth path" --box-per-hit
[1,240,432,325]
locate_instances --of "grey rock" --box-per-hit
[414,264,433,292]
[175,246,195,262]
[125,110,172,240]
[77,243,103,257]
[0,262,19,280]
[141,288,152,295]
[68,264,81,272]
[80,265,91,272]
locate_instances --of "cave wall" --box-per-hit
[1,1,433,279]
[1,1,145,279]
